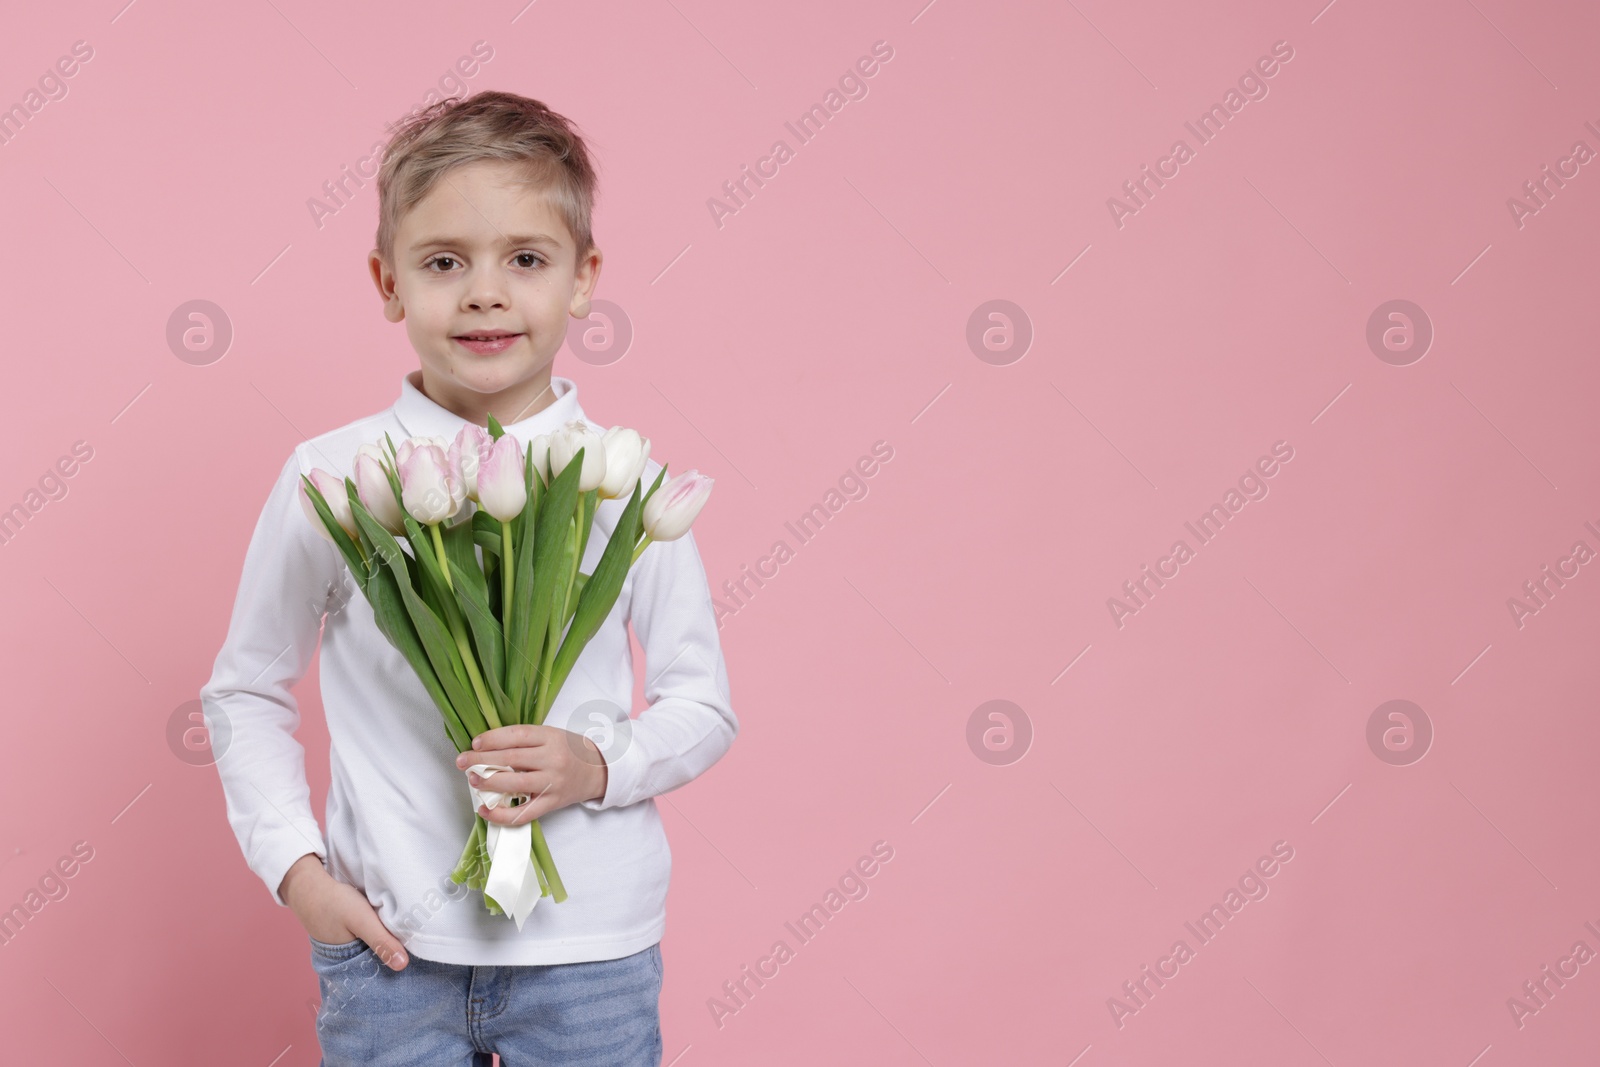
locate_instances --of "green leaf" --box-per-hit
[440,513,497,681]
[543,477,643,721]
[340,480,385,590]
[564,571,589,627]
[351,503,488,740]
[531,441,550,518]
[517,450,584,722]
[535,514,578,723]
[484,542,502,617]
[402,516,494,731]
[471,510,503,558]
[364,554,470,749]
[339,499,471,749]
[506,449,582,719]
[575,488,598,575]
[639,464,668,512]
[401,511,469,641]
[635,466,669,549]
[520,439,541,550]
[300,475,367,593]
[415,545,457,633]
[486,413,505,440]
[440,512,479,582]
[446,550,512,725]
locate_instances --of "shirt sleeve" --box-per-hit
[198,450,342,906]
[580,519,738,811]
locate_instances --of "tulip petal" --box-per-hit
[400,443,465,524]
[642,470,713,541]
[479,433,528,522]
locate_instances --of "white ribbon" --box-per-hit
[464,763,542,931]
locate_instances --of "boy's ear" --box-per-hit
[569,245,602,319]
[368,250,405,323]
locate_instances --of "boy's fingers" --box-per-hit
[472,724,548,751]
[351,913,409,970]
[484,798,546,826]
[498,780,560,823]
[464,749,547,775]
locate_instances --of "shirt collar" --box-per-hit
[392,369,585,444]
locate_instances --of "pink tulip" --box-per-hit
[642,470,713,542]
[355,452,406,534]
[395,434,449,471]
[477,433,528,522]
[449,423,494,503]
[300,468,357,542]
[399,443,465,524]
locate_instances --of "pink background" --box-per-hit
[2,0,1597,1063]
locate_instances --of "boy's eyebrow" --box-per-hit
[409,232,565,252]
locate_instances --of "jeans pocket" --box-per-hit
[309,934,370,964]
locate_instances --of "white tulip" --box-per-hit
[527,434,552,487]
[598,427,651,500]
[354,452,406,535]
[547,420,607,493]
[355,440,391,473]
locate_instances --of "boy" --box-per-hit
[198,91,737,1067]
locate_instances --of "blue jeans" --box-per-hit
[309,935,663,1066]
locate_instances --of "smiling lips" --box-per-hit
[454,330,523,355]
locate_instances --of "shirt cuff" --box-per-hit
[578,733,646,812]
[253,825,328,907]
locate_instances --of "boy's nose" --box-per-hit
[465,279,509,310]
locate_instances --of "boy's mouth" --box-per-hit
[453,330,523,355]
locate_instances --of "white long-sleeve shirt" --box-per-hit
[198,370,737,965]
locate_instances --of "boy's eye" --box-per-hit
[423,253,544,271]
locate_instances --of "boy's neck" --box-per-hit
[412,365,558,430]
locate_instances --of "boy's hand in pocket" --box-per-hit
[280,854,409,970]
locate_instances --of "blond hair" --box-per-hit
[373,90,599,265]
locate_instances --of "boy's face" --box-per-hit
[368,158,601,424]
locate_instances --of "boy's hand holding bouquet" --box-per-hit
[298,414,712,931]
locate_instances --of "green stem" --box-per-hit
[500,517,514,700]
[430,522,452,590]
[533,587,562,726]
[631,532,654,566]
[528,819,567,902]
[565,508,582,614]
[432,521,504,731]
[533,515,579,727]
[450,816,488,888]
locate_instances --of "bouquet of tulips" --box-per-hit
[297,415,712,929]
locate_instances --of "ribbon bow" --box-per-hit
[464,763,543,931]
